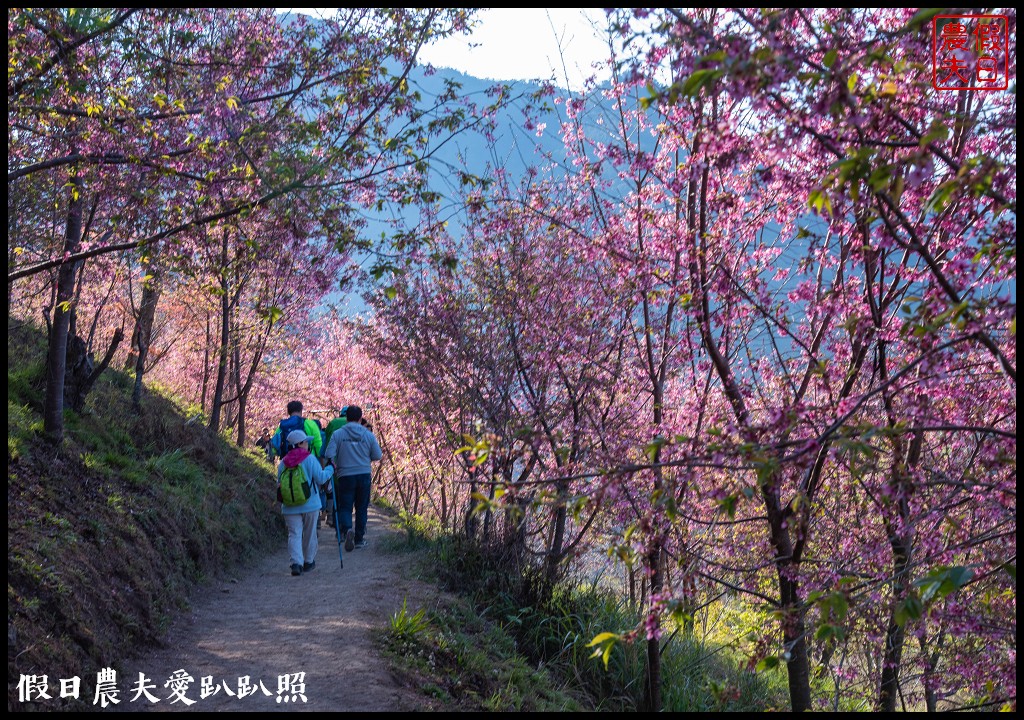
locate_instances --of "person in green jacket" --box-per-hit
[320,407,348,528]
[323,406,349,446]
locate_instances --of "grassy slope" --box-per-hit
[7,321,282,712]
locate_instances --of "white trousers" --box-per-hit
[283,511,318,566]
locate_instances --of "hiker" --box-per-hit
[309,415,329,526]
[323,407,348,445]
[311,416,327,453]
[320,407,349,529]
[323,405,382,552]
[270,401,324,460]
[255,427,273,462]
[278,429,335,576]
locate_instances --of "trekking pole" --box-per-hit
[331,478,343,569]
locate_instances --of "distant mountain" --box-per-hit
[327,63,576,316]
[410,64,572,190]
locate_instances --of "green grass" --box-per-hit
[389,597,431,639]
[8,401,43,462]
[379,591,588,711]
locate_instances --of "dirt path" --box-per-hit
[116,507,441,712]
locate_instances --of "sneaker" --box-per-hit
[354,540,367,549]
[302,561,316,572]
[290,564,302,576]
[344,529,355,552]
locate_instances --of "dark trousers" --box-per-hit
[335,473,371,542]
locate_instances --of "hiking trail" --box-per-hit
[116,507,444,712]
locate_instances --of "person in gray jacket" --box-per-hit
[323,405,382,551]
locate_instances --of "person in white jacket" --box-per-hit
[323,405,382,551]
[277,430,334,576]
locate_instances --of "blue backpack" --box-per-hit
[271,415,306,458]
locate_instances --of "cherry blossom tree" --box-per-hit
[9,7,481,444]
[597,7,1016,711]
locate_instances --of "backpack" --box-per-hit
[278,464,312,506]
[271,415,307,457]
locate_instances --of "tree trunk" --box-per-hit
[440,478,450,530]
[233,360,247,448]
[876,430,921,712]
[464,474,479,539]
[917,632,940,712]
[200,310,211,411]
[779,575,812,712]
[208,230,230,432]
[65,323,125,413]
[131,257,162,411]
[231,311,272,448]
[766,498,813,712]
[644,543,664,712]
[545,479,568,586]
[43,175,84,445]
[481,472,495,544]
[877,538,910,712]
[63,331,92,413]
[874,337,924,713]
[641,376,666,712]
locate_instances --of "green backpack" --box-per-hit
[278,464,312,506]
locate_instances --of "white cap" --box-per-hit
[286,429,312,446]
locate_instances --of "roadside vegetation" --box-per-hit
[376,506,791,712]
